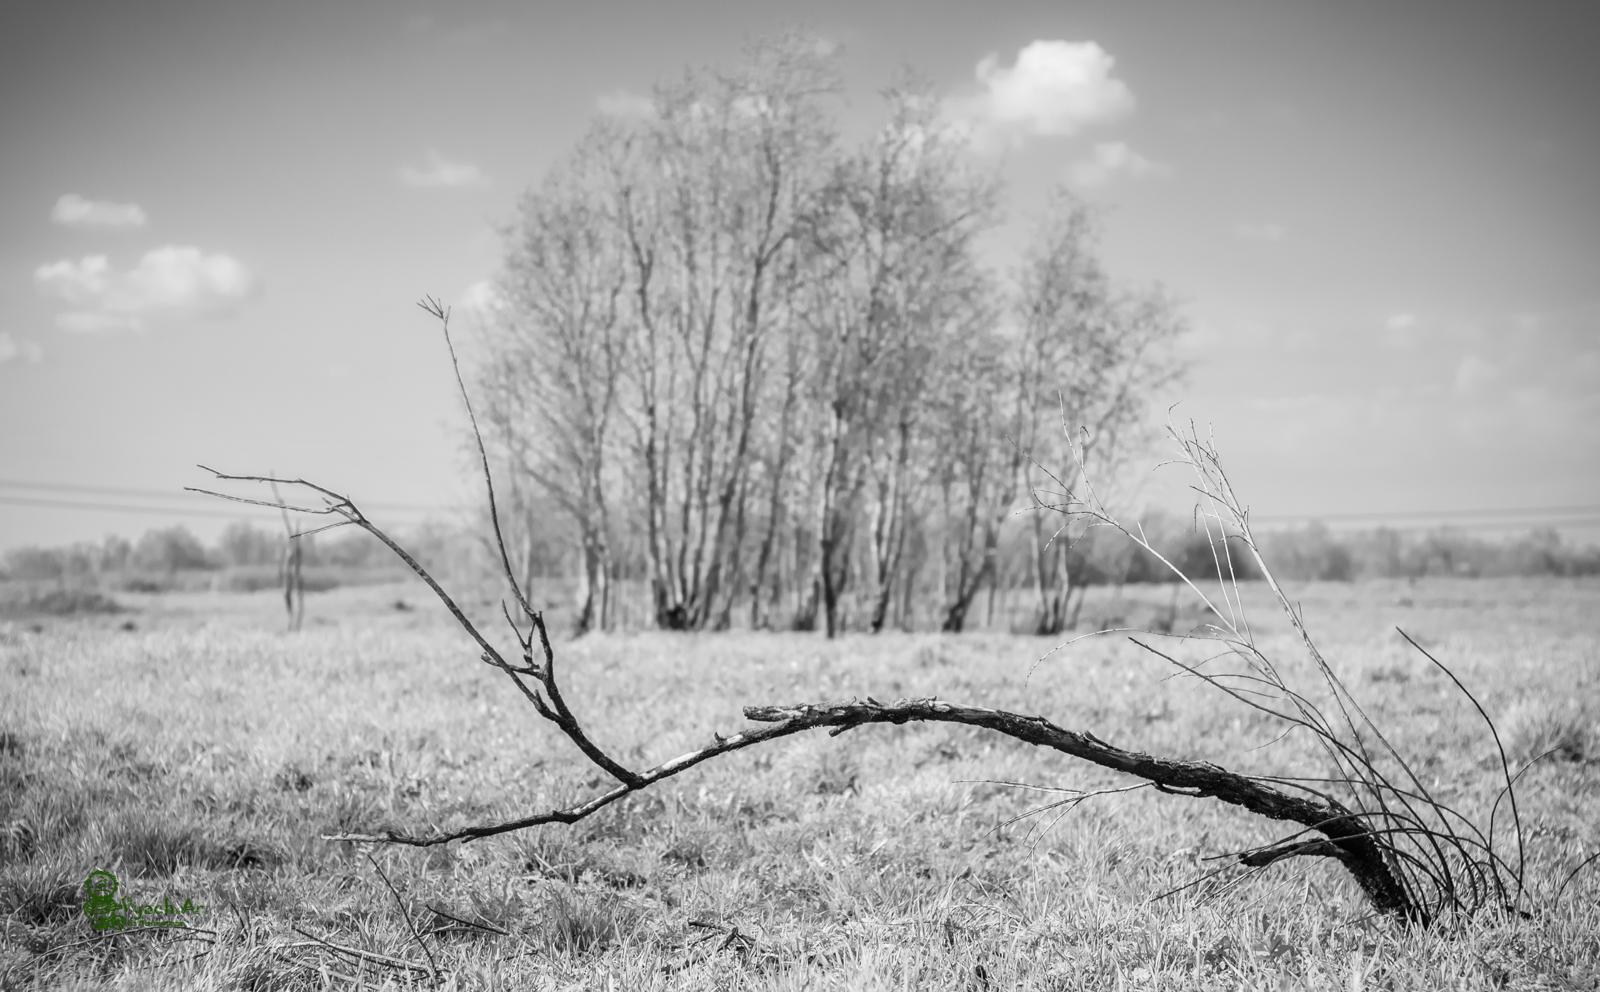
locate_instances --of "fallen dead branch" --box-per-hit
[322,695,1412,917]
[190,298,1539,929]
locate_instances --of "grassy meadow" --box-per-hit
[1,576,1597,989]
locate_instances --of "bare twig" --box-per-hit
[426,904,511,937]
[688,918,756,951]
[365,851,439,985]
[191,461,642,789]
[1397,628,1525,889]
[283,926,433,975]
[417,295,535,622]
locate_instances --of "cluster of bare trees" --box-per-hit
[474,36,1185,636]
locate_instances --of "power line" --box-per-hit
[0,494,434,521]
[0,494,287,519]
[1332,516,1600,533]
[1251,503,1600,523]
[0,477,449,513]
[6,496,1595,537]
[5,479,1595,536]
[4,476,1592,524]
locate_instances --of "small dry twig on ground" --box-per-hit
[366,851,439,984]
[191,298,1534,928]
[281,926,433,977]
[425,904,511,938]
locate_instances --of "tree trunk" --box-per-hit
[749,360,799,629]
[869,418,914,634]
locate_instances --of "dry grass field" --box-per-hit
[1,576,1597,990]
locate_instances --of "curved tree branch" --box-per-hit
[194,307,1435,926]
[322,694,1415,921]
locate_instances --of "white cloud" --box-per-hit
[961,40,1134,141]
[596,90,655,119]
[456,279,503,322]
[1068,141,1171,186]
[1454,353,1500,392]
[399,149,487,189]
[1385,313,1417,331]
[52,194,148,229]
[34,246,256,332]
[0,332,44,364]
[458,279,496,308]
[1235,222,1287,242]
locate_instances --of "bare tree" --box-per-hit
[925,191,1182,634]
[746,322,809,629]
[605,35,839,630]
[930,326,1011,632]
[802,78,997,637]
[1012,192,1186,634]
[480,46,1178,636]
[270,481,304,631]
[482,130,630,634]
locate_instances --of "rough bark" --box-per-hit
[325,695,1416,922]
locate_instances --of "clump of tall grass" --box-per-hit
[1499,698,1594,769]
[538,886,643,955]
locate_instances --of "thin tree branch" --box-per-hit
[192,465,642,787]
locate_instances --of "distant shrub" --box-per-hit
[317,530,395,569]
[205,566,281,593]
[1,547,66,582]
[216,521,281,567]
[131,526,213,573]
[1253,524,1600,581]
[1262,523,1356,581]
[116,575,169,593]
[0,585,123,617]
[209,565,343,593]
[1165,530,1261,582]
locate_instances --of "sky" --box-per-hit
[2,0,1598,551]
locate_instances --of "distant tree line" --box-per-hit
[1,516,1593,615]
[1256,523,1600,582]
[471,35,1186,636]
[0,522,403,591]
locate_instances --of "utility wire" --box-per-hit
[4,495,1595,534]
[4,480,1595,535]
[3,476,1592,524]
[1251,503,1600,523]
[0,494,433,521]
[0,477,448,513]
